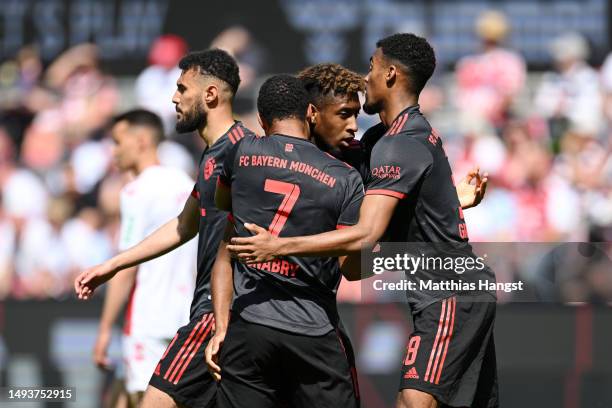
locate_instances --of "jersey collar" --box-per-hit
[385,104,420,136]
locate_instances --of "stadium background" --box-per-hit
[1,0,611,406]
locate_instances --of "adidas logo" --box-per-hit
[154,363,161,376]
[404,367,419,380]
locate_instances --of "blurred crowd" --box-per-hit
[0,11,610,302]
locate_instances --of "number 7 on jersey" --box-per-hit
[264,179,301,237]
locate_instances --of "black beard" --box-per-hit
[176,103,206,133]
[362,98,382,115]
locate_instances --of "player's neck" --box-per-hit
[267,119,310,141]
[199,107,236,147]
[381,92,418,127]
[134,154,160,176]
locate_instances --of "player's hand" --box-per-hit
[227,223,279,263]
[74,262,118,300]
[93,327,112,370]
[457,167,488,210]
[205,331,226,382]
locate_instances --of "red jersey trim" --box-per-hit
[365,189,407,199]
[190,187,200,200]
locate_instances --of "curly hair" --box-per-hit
[376,33,436,95]
[179,48,240,95]
[257,74,310,124]
[298,63,364,106]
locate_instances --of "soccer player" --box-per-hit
[75,49,255,408]
[93,109,196,407]
[228,35,498,408]
[297,63,487,209]
[207,74,362,408]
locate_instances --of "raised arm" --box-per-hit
[75,195,200,299]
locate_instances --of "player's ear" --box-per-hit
[386,64,397,84]
[257,112,268,134]
[203,84,219,106]
[307,103,317,125]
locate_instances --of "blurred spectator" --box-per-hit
[210,25,266,91]
[135,35,188,133]
[0,192,15,299]
[211,26,267,133]
[534,33,602,142]
[455,10,526,130]
[600,52,612,127]
[14,197,74,299]
[0,127,49,227]
[62,207,113,273]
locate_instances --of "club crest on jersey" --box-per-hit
[371,165,401,180]
[204,158,216,180]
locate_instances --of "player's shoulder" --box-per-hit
[387,105,432,139]
[139,165,193,194]
[362,121,387,147]
[226,121,257,146]
[320,150,363,185]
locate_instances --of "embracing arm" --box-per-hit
[228,194,398,261]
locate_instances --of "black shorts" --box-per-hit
[399,295,498,408]
[149,312,217,408]
[217,316,359,408]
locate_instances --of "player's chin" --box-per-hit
[362,100,379,115]
[339,138,353,148]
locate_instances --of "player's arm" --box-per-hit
[232,194,397,261]
[93,266,137,369]
[75,195,200,299]
[228,136,431,262]
[205,220,234,381]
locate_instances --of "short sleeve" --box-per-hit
[337,170,365,228]
[190,183,199,200]
[219,140,242,187]
[366,136,432,199]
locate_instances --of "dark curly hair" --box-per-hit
[179,48,240,95]
[257,74,310,124]
[298,63,364,107]
[376,33,436,95]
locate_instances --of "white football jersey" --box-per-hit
[119,165,196,339]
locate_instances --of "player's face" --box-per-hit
[110,121,140,172]
[172,69,206,133]
[363,48,385,115]
[313,94,360,149]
